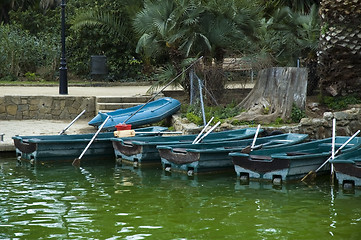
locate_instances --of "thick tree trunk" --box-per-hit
[235,67,308,124]
[318,0,361,96]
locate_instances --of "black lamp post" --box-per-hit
[59,0,68,95]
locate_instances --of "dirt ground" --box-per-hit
[305,94,330,119]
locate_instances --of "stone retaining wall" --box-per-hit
[298,107,361,139]
[172,107,361,140]
[0,96,96,120]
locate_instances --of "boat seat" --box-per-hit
[286,152,311,156]
[172,148,187,154]
[319,143,353,147]
[250,155,272,160]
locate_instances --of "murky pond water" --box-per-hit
[1,156,360,239]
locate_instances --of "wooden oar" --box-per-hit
[118,56,204,128]
[301,129,360,182]
[241,124,261,154]
[194,121,221,144]
[192,117,214,144]
[59,110,86,135]
[331,119,336,184]
[72,116,110,167]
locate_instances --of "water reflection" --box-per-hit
[1,156,361,239]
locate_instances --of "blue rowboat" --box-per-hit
[330,149,361,189]
[112,128,263,166]
[12,126,168,165]
[88,97,181,130]
[230,136,361,183]
[158,133,308,175]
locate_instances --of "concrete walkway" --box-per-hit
[0,85,155,97]
[0,83,253,152]
[0,85,158,152]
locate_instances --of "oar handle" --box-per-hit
[316,130,360,172]
[78,116,110,160]
[195,121,221,144]
[251,124,261,150]
[123,56,203,124]
[192,117,214,144]
[59,110,86,135]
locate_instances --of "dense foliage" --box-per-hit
[0,23,58,81]
[0,0,321,84]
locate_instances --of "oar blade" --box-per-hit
[72,158,81,167]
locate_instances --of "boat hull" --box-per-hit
[13,126,167,165]
[232,154,329,181]
[13,133,114,164]
[330,149,361,187]
[231,136,361,182]
[112,128,263,166]
[88,97,181,130]
[159,133,308,174]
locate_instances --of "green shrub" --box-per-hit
[0,24,58,81]
[321,95,361,110]
[291,104,306,123]
[181,103,240,125]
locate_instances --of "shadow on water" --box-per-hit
[1,156,361,239]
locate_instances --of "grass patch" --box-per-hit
[320,95,361,110]
[181,102,241,125]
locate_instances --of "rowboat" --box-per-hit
[158,133,308,175]
[12,126,168,165]
[230,136,361,184]
[112,128,263,166]
[330,149,361,189]
[88,97,181,130]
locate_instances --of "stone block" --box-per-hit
[323,112,334,121]
[6,105,17,116]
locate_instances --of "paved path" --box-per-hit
[0,83,253,152]
[0,85,155,97]
[0,85,157,152]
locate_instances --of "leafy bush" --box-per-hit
[291,104,306,123]
[0,24,59,80]
[181,103,240,125]
[321,95,361,110]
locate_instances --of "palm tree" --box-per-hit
[260,0,320,17]
[318,0,361,96]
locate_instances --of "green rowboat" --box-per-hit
[12,126,168,165]
[112,128,262,166]
[231,136,361,183]
[330,148,361,188]
[158,133,308,175]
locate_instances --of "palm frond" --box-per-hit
[71,10,129,41]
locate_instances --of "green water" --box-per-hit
[0,157,360,240]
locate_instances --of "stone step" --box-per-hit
[97,102,143,111]
[96,96,151,103]
[95,94,164,113]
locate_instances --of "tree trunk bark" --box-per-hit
[235,67,308,124]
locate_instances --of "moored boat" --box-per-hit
[330,149,361,189]
[158,133,308,175]
[88,97,181,130]
[230,136,361,184]
[112,128,263,166]
[12,126,168,165]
